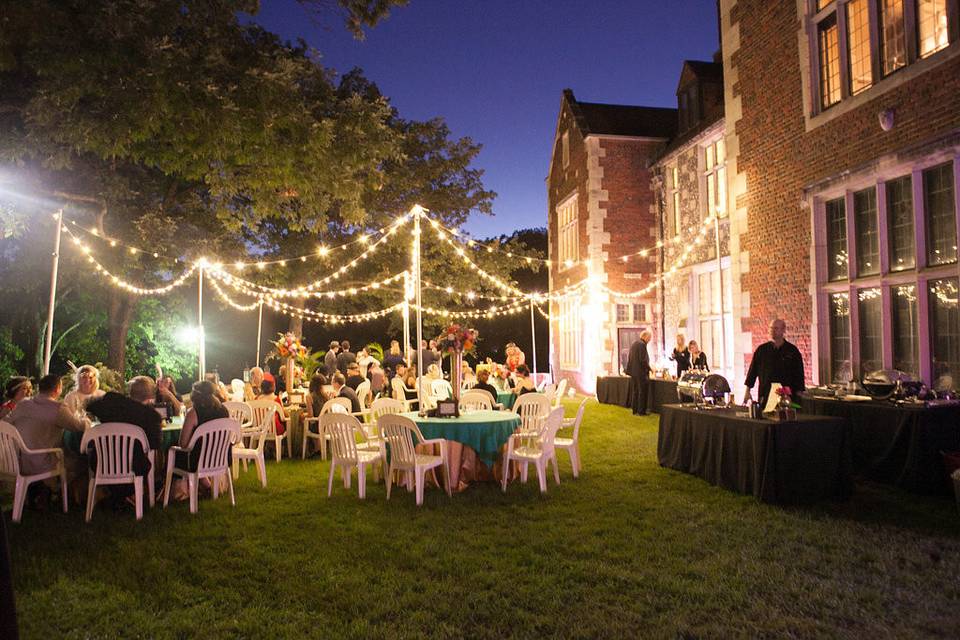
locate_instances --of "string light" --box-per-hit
[208,275,261,311]
[206,267,408,300]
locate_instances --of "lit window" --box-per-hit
[879,0,907,75]
[557,194,579,269]
[924,162,957,266]
[819,15,842,109]
[846,0,873,94]
[558,298,581,368]
[561,131,570,169]
[830,292,852,382]
[930,278,960,388]
[854,187,879,276]
[704,138,727,219]
[893,285,919,376]
[633,304,646,322]
[669,165,681,236]
[858,287,883,375]
[918,0,950,58]
[826,198,848,281]
[616,304,629,323]
[886,175,914,270]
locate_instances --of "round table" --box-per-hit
[402,410,521,490]
[63,417,183,452]
[497,391,517,410]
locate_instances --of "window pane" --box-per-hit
[717,166,727,218]
[893,285,919,376]
[819,16,841,109]
[711,320,722,369]
[924,162,957,266]
[700,320,712,364]
[722,267,732,313]
[633,304,645,322]
[929,278,960,389]
[706,144,715,170]
[827,197,848,280]
[830,292,852,382]
[858,288,883,375]
[699,273,711,313]
[707,173,716,218]
[711,270,721,314]
[716,138,726,164]
[846,0,873,94]
[886,175,915,270]
[918,0,950,58]
[879,0,907,75]
[854,187,879,275]
[673,192,681,236]
[817,0,834,10]
[616,304,629,323]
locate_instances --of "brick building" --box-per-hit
[546,90,675,392]
[548,0,960,395]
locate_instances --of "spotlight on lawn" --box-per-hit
[177,325,201,347]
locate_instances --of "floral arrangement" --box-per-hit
[436,324,478,354]
[775,386,792,400]
[273,332,307,360]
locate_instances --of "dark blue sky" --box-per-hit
[253,0,720,238]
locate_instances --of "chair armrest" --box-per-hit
[168,445,188,454]
[418,438,445,448]
[21,446,64,458]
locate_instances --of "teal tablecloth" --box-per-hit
[497,391,517,410]
[63,422,183,452]
[402,410,521,467]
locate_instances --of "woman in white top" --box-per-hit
[62,365,105,415]
[356,348,380,378]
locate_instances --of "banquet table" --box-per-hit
[497,391,517,410]
[402,410,521,490]
[657,404,852,505]
[596,376,678,413]
[799,394,960,495]
[63,418,183,453]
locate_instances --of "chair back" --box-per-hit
[230,379,245,402]
[355,380,371,411]
[184,418,239,474]
[377,414,424,468]
[460,390,493,411]
[538,407,565,456]
[248,399,279,435]
[0,421,24,477]
[223,401,253,426]
[391,376,407,401]
[320,413,363,463]
[80,422,148,481]
[554,379,569,406]
[321,397,352,414]
[541,384,557,405]
[513,392,551,433]
[430,379,452,401]
[569,397,588,440]
[370,397,404,425]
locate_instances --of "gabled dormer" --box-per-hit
[676,60,724,134]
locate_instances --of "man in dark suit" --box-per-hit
[331,373,361,413]
[324,341,340,376]
[336,340,356,376]
[742,318,805,407]
[626,330,653,416]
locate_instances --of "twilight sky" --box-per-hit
[252,0,720,239]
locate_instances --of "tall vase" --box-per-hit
[285,357,295,394]
[452,351,463,401]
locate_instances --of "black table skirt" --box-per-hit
[658,404,852,505]
[596,376,678,413]
[800,394,960,495]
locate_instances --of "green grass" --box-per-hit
[5,399,960,638]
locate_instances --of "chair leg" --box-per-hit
[85,479,96,523]
[12,478,26,523]
[274,438,281,462]
[286,434,292,460]
[552,455,561,485]
[226,471,236,506]
[163,453,175,508]
[536,460,547,493]
[212,475,220,500]
[134,478,144,520]
[256,454,267,488]
[385,463,393,501]
[232,457,240,480]
[147,451,156,508]
[327,462,336,497]
[301,432,307,460]
[358,463,367,500]
[521,462,529,483]
[60,470,69,514]
[443,462,452,497]
[344,465,351,489]
[501,457,510,492]
[415,466,426,506]
[188,475,198,514]
[572,445,581,477]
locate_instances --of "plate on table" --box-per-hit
[842,394,873,402]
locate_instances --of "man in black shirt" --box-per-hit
[336,340,356,376]
[742,318,805,407]
[626,330,652,416]
[331,373,361,413]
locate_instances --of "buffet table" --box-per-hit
[799,394,960,495]
[595,376,678,413]
[658,405,852,505]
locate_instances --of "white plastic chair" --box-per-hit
[80,422,150,522]
[555,397,587,478]
[164,418,240,514]
[303,397,351,459]
[459,389,493,411]
[229,379,245,402]
[224,401,253,429]
[378,414,450,506]
[502,407,564,493]
[369,397,405,424]
[391,376,419,411]
[541,383,557,406]
[430,379,453,402]
[233,405,273,486]
[512,392,552,439]
[354,379,372,419]
[0,421,69,523]
[554,379,569,408]
[321,413,383,499]
[248,398,288,462]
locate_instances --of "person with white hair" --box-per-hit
[63,365,105,415]
[626,330,653,415]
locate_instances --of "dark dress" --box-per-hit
[176,403,229,472]
[672,348,691,378]
[690,352,709,370]
[626,340,651,415]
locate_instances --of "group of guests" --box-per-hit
[670,334,709,378]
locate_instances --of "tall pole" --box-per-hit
[529,298,538,380]
[714,214,727,374]
[255,300,263,366]
[198,265,206,380]
[42,209,63,375]
[403,270,412,365]
[413,206,425,414]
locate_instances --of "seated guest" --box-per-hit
[7,374,87,508]
[260,379,287,435]
[305,374,331,418]
[512,365,537,396]
[86,376,163,509]
[688,340,709,371]
[244,367,264,402]
[345,362,365,391]
[63,365,105,415]
[394,364,418,402]
[367,360,385,396]
[203,372,229,402]
[473,369,499,400]
[155,375,183,418]
[1,376,33,420]
[331,373,361,413]
[175,380,229,476]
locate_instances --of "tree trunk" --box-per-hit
[288,298,304,339]
[107,290,136,376]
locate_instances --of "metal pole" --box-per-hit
[198,266,206,380]
[413,206,425,414]
[255,300,263,366]
[529,298,538,380]
[42,209,63,375]
[714,214,727,374]
[403,270,411,365]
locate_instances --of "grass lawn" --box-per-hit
[4,398,960,638]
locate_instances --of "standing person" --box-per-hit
[63,365,105,414]
[626,330,653,416]
[336,340,356,376]
[356,347,379,378]
[670,334,691,378]
[383,340,405,379]
[324,341,340,377]
[742,318,805,408]
[688,340,709,370]
[0,376,32,420]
